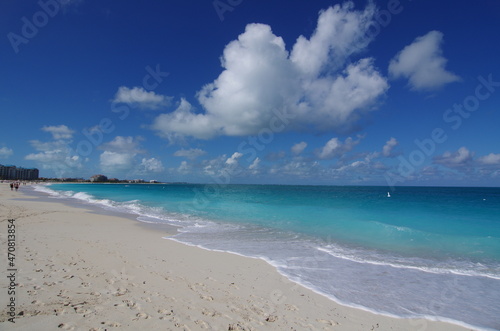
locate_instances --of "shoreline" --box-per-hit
[0,185,473,330]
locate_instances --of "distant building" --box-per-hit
[90,174,108,182]
[0,164,39,180]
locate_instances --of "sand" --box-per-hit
[0,184,472,330]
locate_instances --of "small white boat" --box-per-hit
[387,192,391,198]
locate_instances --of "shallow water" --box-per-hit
[36,183,500,330]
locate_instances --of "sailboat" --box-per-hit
[387,192,391,198]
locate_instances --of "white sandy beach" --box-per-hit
[0,185,472,330]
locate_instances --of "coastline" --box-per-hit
[0,185,473,330]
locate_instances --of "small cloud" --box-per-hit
[138,158,164,173]
[151,98,215,140]
[291,142,307,155]
[100,151,135,172]
[99,136,144,154]
[389,30,460,91]
[0,147,13,159]
[25,128,82,177]
[276,160,321,178]
[41,125,74,140]
[318,136,361,160]
[98,136,150,176]
[478,153,500,165]
[225,152,243,166]
[174,148,207,160]
[113,86,171,110]
[434,147,474,168]
[249,157,260,170]
[177,160,191,174]
[382,137,398,157]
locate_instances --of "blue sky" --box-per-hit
[1,0,500,186]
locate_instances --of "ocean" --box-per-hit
[32,183,500,330]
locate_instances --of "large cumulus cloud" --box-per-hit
[151,2,388,140]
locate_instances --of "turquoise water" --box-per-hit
[35,183,500,330]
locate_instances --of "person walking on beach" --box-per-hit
[10,182,13,191]
[14,182,19,191]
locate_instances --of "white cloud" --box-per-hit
[0,147,13,159]
[226,152,243,166]
[478,153,500,165]
[302,58,388,131]
[389,30,460,91]
[318,136,361,160]
[382,137,398,157]
[249,157,260,170]
[151,98,215,140]
[41,125,74,140]
[100,151,135,172]
[290,2,376,75]
[25,151,82,173]
[291,142,307,155]
[174,148,207,160]
[434,147,474,168]
[113,86,171,110]
[202,155,228,177]
[276,160,321,178]
[151,2,388,140]
[327,156,386,183]
[138,158,164,173]
[177,161,191,174]
[25,125,83,177]
[99,136,144,154]
[98,136,162,177]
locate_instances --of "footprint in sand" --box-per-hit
[133,312,151,320]
[200,295,214,301]
[229,282,240,290]
[53,308,68,316]
[174,322,191,330]
[112,287,128,296]
[194,319,210,328]
[122,299,140,310]
[201,309,220,318]
[58,323,76,330]
[158,309,174,316]
[228,323,246,331]
[101,321,122,327]
[317,319,339,326]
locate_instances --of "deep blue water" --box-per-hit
[35,183,500,330]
